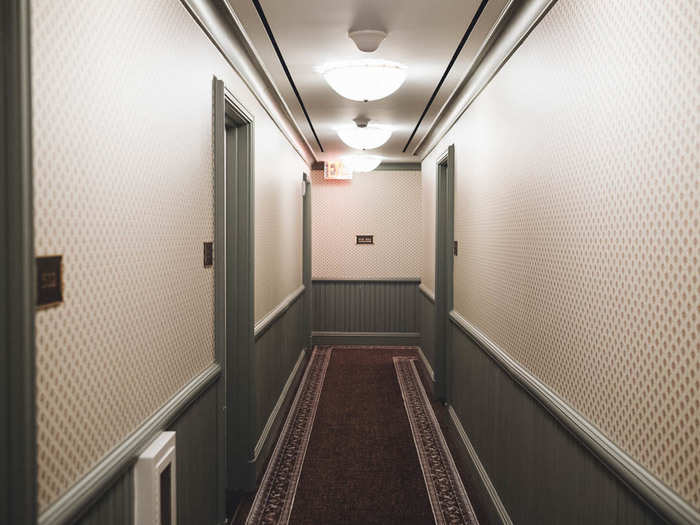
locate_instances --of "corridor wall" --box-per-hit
[421,0,699,523]
[311,168,423,346]
[31,0,307,521]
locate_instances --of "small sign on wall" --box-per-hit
[203,242,213,267]
[356,235,374,245]
[36,255,63,308]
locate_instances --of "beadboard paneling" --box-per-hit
[73,376,221,525]
[449,321,665,524]
[75,470,133,525]
[419,287,436,374]
[255,291,306,439]
[312,280,420,334]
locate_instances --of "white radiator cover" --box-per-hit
[134,431,176,525]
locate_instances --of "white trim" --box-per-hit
[253,348,307,460]
[447,405,513,524]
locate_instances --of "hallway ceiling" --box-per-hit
[226,0,509,162]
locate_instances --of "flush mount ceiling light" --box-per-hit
[318,60,407,102]
[343,155,383,173]
[337,117,392,150]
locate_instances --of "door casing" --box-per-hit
[213,78,256,500]
[2,1,37,523]
[302,173,312,349]
[434,145,455,402]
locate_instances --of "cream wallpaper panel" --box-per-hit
[422,0,699,508]
[311,170,421,279]
[32,0,305,510]
[421,164,436,293]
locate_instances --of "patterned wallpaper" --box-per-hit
[311,169,422,279]
[420,165,436,293]
[422,0,699,509]
[31,0,305,510]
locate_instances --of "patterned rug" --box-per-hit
[246,347,478,524]
[246,347,332,525]
[394,356,479,525]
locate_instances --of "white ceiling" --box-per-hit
[227,0,509,162]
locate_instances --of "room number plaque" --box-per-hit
[36,255,63,308]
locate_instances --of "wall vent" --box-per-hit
[134,431,176,525]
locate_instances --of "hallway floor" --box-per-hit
[239,346,481,525]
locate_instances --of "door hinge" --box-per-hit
[453,240,458,256]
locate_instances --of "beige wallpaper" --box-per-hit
[420,164,436,293]
[32,0,305,510]
[311,169,422,279]
[422,0,699,509]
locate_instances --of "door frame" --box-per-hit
[213,78,256,501]
[302,172,312,349]
[1,1,37,523]
[434,145,455,402]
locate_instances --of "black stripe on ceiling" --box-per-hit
[402,0,489,153]
[251,0,324,152]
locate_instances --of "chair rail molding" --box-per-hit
[254,284,305,340]
[449,310,700,525]
[38,364,221,525]
[419,283,435,303]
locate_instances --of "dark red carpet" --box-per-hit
[288,346,434,524]
[242,346,482,525]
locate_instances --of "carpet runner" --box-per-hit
[246,346,478,525]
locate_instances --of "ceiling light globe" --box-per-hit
[320,60,407,102]
[343,155,383,173]
[337,123,392,150]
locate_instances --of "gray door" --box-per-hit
[434,145,455,402]
[214,78,256,500]
[302,173,312,349]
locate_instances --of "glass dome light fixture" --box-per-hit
[318,59,407,102]
[343,155,383,173]
[337,117,392,150]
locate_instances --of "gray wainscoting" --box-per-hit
[418,284,436,374]
[71,286,310,524]
[170,382,220,525]
[447,319,668,525]
[73,374,221,525]
[312,279,420,345]
[75,471,133,525]
[253,287,309,478]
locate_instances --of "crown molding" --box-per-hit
[181,0,316,166]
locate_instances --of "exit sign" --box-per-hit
[324,160,352,180]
